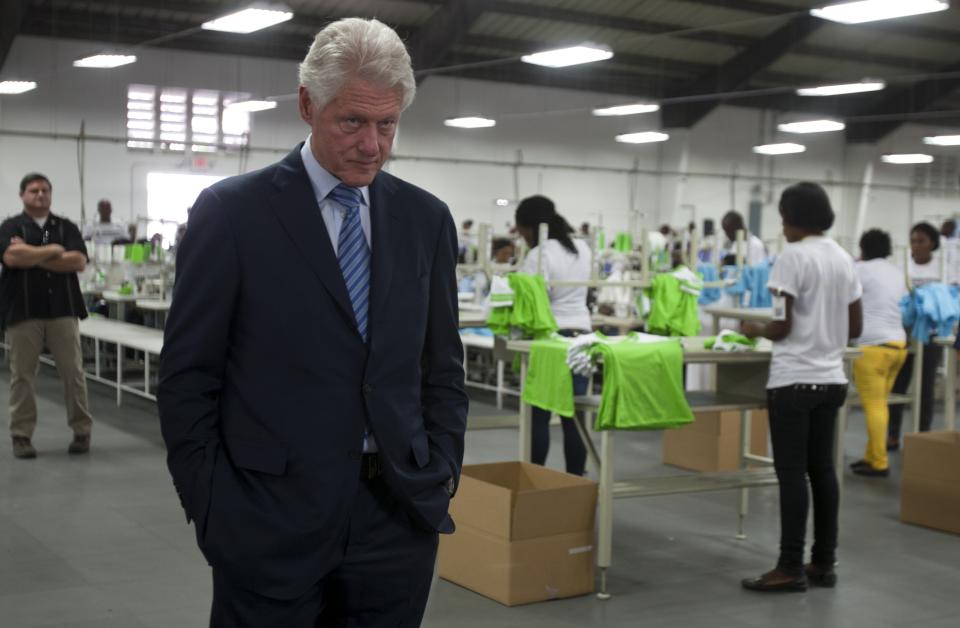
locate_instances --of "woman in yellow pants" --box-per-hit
[851,230,908,476]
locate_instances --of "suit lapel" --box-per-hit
[368,172,400,342]
[267,145,355,326]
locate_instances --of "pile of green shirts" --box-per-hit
[523,334,694,430]
[643,267,703,337]
[486,273,558,339]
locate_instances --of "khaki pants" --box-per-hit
[8,317,92,439]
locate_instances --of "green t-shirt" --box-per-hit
[644,272,701,337]
[486,273,558,339]
[589,338,693,430]
[522,337,575,417]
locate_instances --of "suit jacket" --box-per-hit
[157,144,468,599]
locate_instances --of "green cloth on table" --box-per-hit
[643,270,702,337]
[614,232,633,253]
[486,273,558,339]
[589,338,693,431]
[522,337,575,417]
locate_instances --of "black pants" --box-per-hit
[767,383,846,573]
[889,342,943,438]
[210,472,438,627]
[531,329,588,476]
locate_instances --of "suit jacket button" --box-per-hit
[362,384,374,395]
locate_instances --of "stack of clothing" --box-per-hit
[522,333,694,430]
[900,283,960,343]
[704,329,758,352]
[486,273,558,339]
[642,266,703,337]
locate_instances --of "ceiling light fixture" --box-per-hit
[521,43,613,68]
[811,0,949,24]
[778,119,846,134]
[592,103,660,117]
[923,135,960,146]
[225,99,278,112]
[73,53,137,68]
[615,132,670,144]
[881,154,934,164]
[0,80,37,94]
[753,143,807,155]
[797,80,885,97]
[444,116,496,129]
[202,3,293,34]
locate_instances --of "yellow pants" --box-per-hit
[852,343,908,470]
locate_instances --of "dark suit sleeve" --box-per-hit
[421,208,468,493]
[157,187,240,523]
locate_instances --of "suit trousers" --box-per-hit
[7,317,92,439]
[210,470,439,628]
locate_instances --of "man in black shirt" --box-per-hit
[0,173,92,459]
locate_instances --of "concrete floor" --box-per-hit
[0,366,957,627]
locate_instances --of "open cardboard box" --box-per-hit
[438,461,598,606]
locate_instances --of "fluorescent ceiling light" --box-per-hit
[592,103,660,117]
[615,132,670,144]
[923,135,960,146]
[778,119,846,134]
[881,154,934,164]
[226,99,277,112]
[0,80,37,94]
[811,0,949,24]
[495,199,510,207]
[797,80,885,97]
[202,3,293,34]
[73,53,137,68]
[444,116,496,129]
[753,143,806,155]
[521,44,613,68]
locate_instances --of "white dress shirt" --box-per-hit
[299,139,371,253]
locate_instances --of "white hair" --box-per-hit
[298,18,416,111]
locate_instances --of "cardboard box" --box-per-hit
[662,409,769,472]
[438,462,597,606]
[901,431,960,535]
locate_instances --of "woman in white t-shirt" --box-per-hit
[741,182,863,593]
[887,222,944,451]
[850,230,908,477]
[516,196,592,476]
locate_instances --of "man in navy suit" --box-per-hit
[157,17,468,627]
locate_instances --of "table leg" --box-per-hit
[911,340,924,433]
[519,354,532,462]
[116,343,123,406]
[496,360,504,410]
[145,353,151,397]
[945,344,957,431]
[737,408,751,540]
[596,429,614,600]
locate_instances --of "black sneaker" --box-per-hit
[68,435,90,455]
[852,464,889,477]
[741,568,807,593]
[804,563,837,588]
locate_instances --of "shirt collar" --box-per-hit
[300,137,370,207]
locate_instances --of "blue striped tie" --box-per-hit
[329,184,370,342]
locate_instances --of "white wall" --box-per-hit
[1,35,957,249]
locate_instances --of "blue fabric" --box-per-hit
[330,184,371,342]
[697,264,721,305]
[722,262,772,308]
[461,327,493,336]
[901,283,960,343]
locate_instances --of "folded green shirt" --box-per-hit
[589,339,694,431]
[522,337,575,418]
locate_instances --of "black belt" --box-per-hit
[360,453,383,480]
[792,383,846,392]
